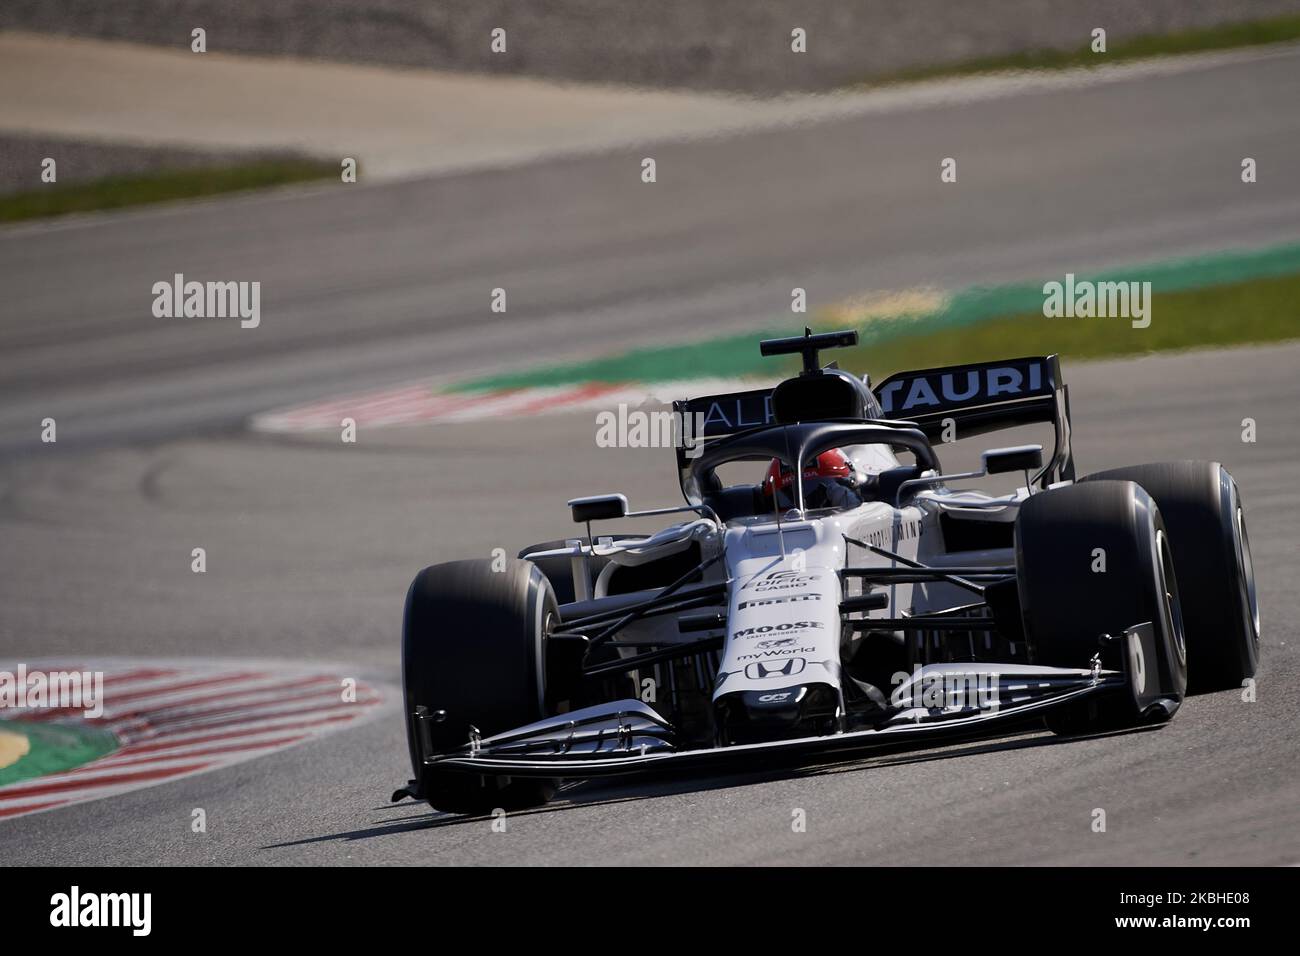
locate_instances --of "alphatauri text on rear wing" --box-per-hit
[872,355,1074,485]
[673,353,1074,488]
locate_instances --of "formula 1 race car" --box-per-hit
[394,329,1260,814]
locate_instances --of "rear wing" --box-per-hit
[873,354,1074,485]
[675,387,776,441]
[673,354,1074,490]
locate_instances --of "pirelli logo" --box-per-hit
[736,594,822,610]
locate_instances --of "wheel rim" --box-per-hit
[1236,504,1261,644]
[1157,529,1187,669]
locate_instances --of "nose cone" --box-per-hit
[715,683,839,745]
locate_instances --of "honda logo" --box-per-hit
[744,658,807,679]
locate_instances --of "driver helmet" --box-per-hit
[763,449,861,510]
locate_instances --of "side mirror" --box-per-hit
[982,444,1043,476]
[568,494,628,524]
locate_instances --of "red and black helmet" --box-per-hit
[762,449,853,499]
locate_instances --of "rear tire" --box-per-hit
[1015,480,1187,735]
[1081,461,1259,693]
[402,558,558,814]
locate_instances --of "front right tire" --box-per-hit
[1081,461,1259,692]
[1015,480,1187,735]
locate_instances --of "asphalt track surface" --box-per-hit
[1,48,1298,864]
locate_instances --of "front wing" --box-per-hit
[421,624,1176,780]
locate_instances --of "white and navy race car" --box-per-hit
[394,329,1260,814]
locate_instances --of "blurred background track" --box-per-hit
[8,0,1300,92]
[2,42,1299,452]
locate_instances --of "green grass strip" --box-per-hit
[841,270,1300,382]
[452,241,1300,392]
[830,241,1300,374]
[454,327,795,392]
[0,719,119,787]
[0,158,339,223]
[859,15,1300,87]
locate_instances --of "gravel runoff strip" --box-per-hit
[6,0,1300,93]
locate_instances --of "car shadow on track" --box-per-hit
[262,721,1163,849]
